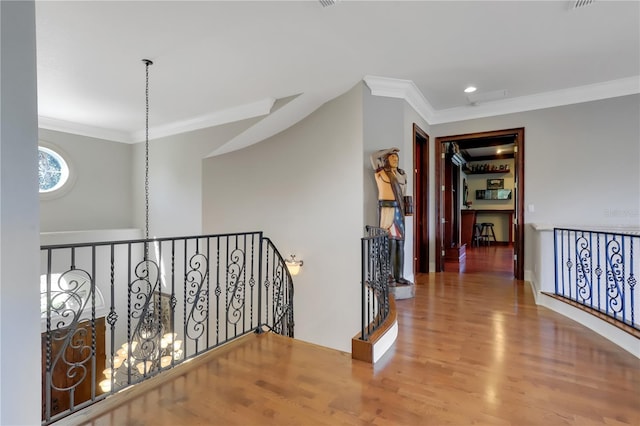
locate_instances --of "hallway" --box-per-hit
[70,272,639,426]
[463,244,514,276]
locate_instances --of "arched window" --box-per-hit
[38,145,70,194]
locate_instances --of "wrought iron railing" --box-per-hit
[40,232,293,425]
[554,228,638,331]
[359,226,391,341]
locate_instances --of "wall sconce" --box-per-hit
[285,254,304,276]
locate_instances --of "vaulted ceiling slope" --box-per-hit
[36,1,640,155]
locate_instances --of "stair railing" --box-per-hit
[40,231,294,425]
[554,227,639,331]
[359,226,391,341]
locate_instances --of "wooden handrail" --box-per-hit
[351,295,397,363]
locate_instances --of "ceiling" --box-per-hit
[35,1,640,154]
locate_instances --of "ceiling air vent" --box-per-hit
[467,89,508,106]
[319,0,338,7]
[573,0,595,9]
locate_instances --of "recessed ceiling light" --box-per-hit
[464,86,477,93]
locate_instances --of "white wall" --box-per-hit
[0,1,41,424]
[432,94,640,276]
[131,118,261,238]
[39,129,134,232]
[203,83,364,352]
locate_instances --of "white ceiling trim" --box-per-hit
[364,76,437,123]
[364,75,640,126]
[206,93,322,158]
[130,97,276,143]
[39,97,276,144]
[38,116,132,143]
[431,76,640,124]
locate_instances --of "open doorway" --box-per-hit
[434,128,525,279]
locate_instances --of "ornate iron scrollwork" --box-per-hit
[186,252,209,340]
[606,238,624,315]
[47,269,94,393]
[271,263,286,333]
[129,259,163,367]
[226,248,246,325]
[575,235,592,302]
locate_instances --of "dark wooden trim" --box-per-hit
[351,296,397,363]
[435,128,525,279]
[413,123,429,274]
[514,128,525,280]
[435,136,444,272]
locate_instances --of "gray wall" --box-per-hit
[1,1,41,424]
[432,94,640,276]
[203,83,364,352]
[39,129,133,232]
[130,118,260,238]
[363,88,433,278]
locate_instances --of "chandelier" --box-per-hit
[98,58,182,393]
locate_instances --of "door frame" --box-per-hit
[434,128,525,279]
[413,123,429,274]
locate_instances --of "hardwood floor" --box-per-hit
[69,259,639,426]
[463,244,513,276]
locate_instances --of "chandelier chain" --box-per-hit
[143,59,153,257]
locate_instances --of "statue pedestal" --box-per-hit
[390,282,415,300]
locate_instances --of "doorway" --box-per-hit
[435,128,525,279]
[413,124,429,273]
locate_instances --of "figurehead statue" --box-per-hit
[371,148,413,285]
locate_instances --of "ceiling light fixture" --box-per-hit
[464,86,477,93]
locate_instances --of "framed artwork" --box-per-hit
[486,178,504,190]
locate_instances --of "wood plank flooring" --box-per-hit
[70,251,639,426]
[463,244,514,276]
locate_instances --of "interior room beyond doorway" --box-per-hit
[435,128,525,279]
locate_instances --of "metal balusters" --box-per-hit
[41,231,293,425]
[359,227,391,342]
[554,228,639,331]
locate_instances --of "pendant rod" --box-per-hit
[143,59,153,258]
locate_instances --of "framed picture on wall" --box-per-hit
[487,179,504,189]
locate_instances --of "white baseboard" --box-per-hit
[372,319,398,363]
[526,281,639,359]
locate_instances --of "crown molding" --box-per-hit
[129,97,275,142]
[39,98,276,144]
[364,75,437,123]
[42,76,639,144]
[207,93,321,158]
[431,76,640,124]
[364,75,640,125]
[38,116,132,143]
